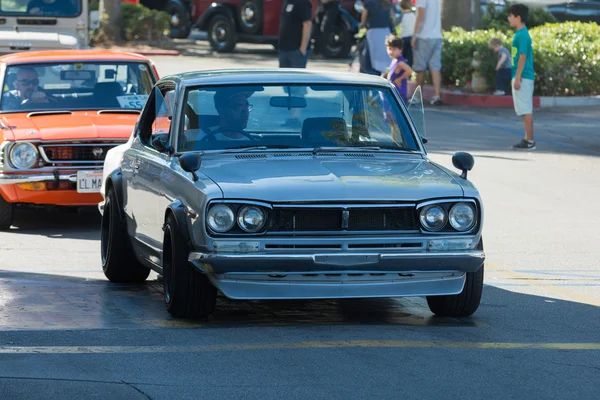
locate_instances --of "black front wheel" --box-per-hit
[207,14,236,53]
[319,22,352,59]
[0,195,14,230]
[162,214,217,318]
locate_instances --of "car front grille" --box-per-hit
[269,206,418,233]
[39,143,122,165]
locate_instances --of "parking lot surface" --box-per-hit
[1,49,599,399]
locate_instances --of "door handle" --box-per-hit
[133,159,141,173]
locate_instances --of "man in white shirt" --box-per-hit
[411,0,443,105]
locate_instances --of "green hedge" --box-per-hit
[442,22,600,96]
[122,3,170,42]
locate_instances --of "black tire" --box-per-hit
[207,14,236,53]
[101,188,150,283]
[162,213,217,318]
[238,0,262,34]
[426,240,484,317]
[320,22,352,59]
[167,2,192,39]
[0,195,14,230]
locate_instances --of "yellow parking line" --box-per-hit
[0,340,599,354]
[487,263,600,307]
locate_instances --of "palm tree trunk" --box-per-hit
[99,0,123,43]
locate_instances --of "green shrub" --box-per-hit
[122,3,170,43]
[442,22,600,96]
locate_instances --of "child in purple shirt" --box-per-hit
[384,35,413,104]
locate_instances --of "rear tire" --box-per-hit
[163,214,217,318]
[426,239,484,317]
[101,188,150,283]
[238,0,262,34]
[0,195,14,230]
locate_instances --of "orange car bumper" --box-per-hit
[0,174,102,206]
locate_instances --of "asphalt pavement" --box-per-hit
[0,43,599,399]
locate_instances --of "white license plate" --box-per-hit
[77,171,103,193]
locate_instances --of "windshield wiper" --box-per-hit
[313,146,417,154]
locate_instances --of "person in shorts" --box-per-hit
[508,3,536,150]
[411,0,442,105]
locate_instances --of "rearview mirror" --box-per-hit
[452,152,474,179]
[270,96,307,109]
[179,152,201,181]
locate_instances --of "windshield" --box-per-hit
[0,62,155,113]
[0,0,81,17]
[177,84,420,152]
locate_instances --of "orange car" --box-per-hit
[0,50,159,230]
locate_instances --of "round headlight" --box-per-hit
[237,205,266,233]
[419,205,447,231]
[449,203,476,231]
[9,143,38,169]
[207,204,235,233]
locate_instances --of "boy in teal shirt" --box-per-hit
[508,3,536,150]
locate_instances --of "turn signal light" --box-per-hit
[17,182,46,191]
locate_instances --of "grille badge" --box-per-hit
[341,210,350,230]
[92,147,104,158]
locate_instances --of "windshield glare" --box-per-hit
[0,62,155,113]
[178,84,420,152]
[0,0,82,17]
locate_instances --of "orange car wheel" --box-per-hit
[0,195,14,230]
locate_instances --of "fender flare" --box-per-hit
[164,199,192,247]
[195,4,236,32]
[105,169,126,222]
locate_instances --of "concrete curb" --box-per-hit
[408,82,600,108]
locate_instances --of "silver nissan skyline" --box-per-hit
[99,69,485,319]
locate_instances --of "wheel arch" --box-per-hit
[195,4,236,32]
[163,199,192,248]
[105,169,126,222]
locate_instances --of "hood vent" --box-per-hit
[343,153,375,158]
[317,153,338,157]
[235,154,267,159]
[27,111,72,118]
[273,152,313,157]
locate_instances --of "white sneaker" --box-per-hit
[493,90,506,96]
[430,96,442,105]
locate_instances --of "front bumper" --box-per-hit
[0,173,77,185]
[189,250,485,274]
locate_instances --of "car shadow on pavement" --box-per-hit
[1,270,599,341]
[6,207,100,240]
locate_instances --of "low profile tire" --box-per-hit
[0,195,14,230]
[162,214,217,318]
[101,188,150,283]
[207,14,237,53]
[426,239,484,317]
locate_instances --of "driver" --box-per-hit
[209,88,254,140]
[1,68,53,110]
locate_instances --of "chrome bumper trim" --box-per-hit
[0,173,77,185]
[188,251,485,274]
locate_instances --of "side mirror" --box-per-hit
[452,151,474,179]
[152,133,170,153]
[179,152,201,181]
[421,137,428,144]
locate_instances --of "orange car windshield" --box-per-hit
[0,62,155,113]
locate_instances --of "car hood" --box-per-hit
[199,155,465,202]
[1,111,139,141]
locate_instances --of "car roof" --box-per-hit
[159,69,392,88]
[0,50,153,65]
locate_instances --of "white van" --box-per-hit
[0,0,88,54]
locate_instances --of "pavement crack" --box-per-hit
[547,361,600,372]
[122,380,153,400]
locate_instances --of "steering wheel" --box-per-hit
[200,127,255,141]
[21,95,60,106]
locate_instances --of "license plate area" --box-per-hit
[76,170,103,193]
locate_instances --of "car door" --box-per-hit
[127,84,176,264]
[568,0,600,23]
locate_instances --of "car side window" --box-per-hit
[138,87,175,152]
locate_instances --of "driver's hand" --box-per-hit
[31,91,48,103]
